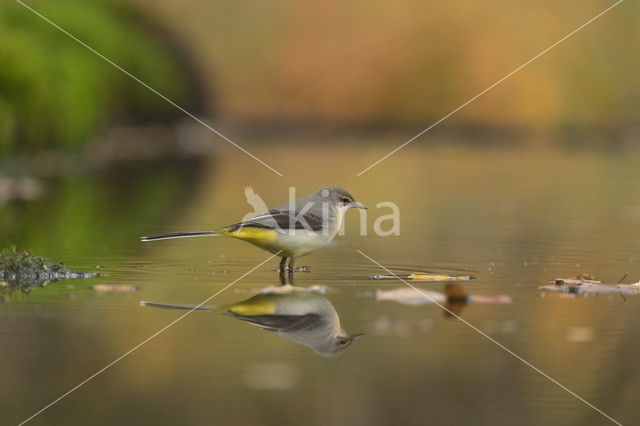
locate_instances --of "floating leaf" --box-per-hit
[541,274,640,296]
[369,283,511,317]
[93,284,137,293]
[372,287,447,305]
[369,272,475,281]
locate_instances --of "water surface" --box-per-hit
[2,139,640,425]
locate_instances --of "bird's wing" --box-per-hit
[226,208,325,232]
[225,312,322,332]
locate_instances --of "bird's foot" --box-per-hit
[275,266,309,273]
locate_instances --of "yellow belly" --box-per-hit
[226,294,276,316]
[222,226,332,258]
[222,227,279,252]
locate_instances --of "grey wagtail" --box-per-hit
[141,186,366,272]
[225,286,363,356]
[141,284,363,356]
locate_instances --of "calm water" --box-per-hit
[2,138,640,425]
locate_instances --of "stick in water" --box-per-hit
[140,301,215,311]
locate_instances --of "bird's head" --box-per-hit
[314,332,365,357]
[316,186,367,211]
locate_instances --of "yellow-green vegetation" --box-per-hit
[0,0,193,153]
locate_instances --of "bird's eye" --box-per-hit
[339,339,348,345]
[341,197,350,203]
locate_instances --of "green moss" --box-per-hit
[0,0,193,152]
[0,244,96,294]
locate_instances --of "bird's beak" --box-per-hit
[353,202,367,210]
[351,333,365,340]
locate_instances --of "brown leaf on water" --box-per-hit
[370,283,511,319]
[575,273,596,280]
[443,283,469,302]
[542,274,640,296]
[372,287,446,305]
[443,301,467,318]
[93,284,137,293]
[553,274,602,286]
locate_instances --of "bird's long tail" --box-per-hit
[140,301,215,311]
[140,230,220,242]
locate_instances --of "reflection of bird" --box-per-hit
[141,186,366,272]
[226,286,363,356]
[140,285,363,357]
[241,186,269,223]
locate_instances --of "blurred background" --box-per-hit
[2,0,639,154]
[1,0,640,425]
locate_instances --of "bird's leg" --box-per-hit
[288,258,295,274]
[279,270,287,286]
[279,256,287,273]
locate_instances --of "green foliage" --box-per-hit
[0,0,192,153]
